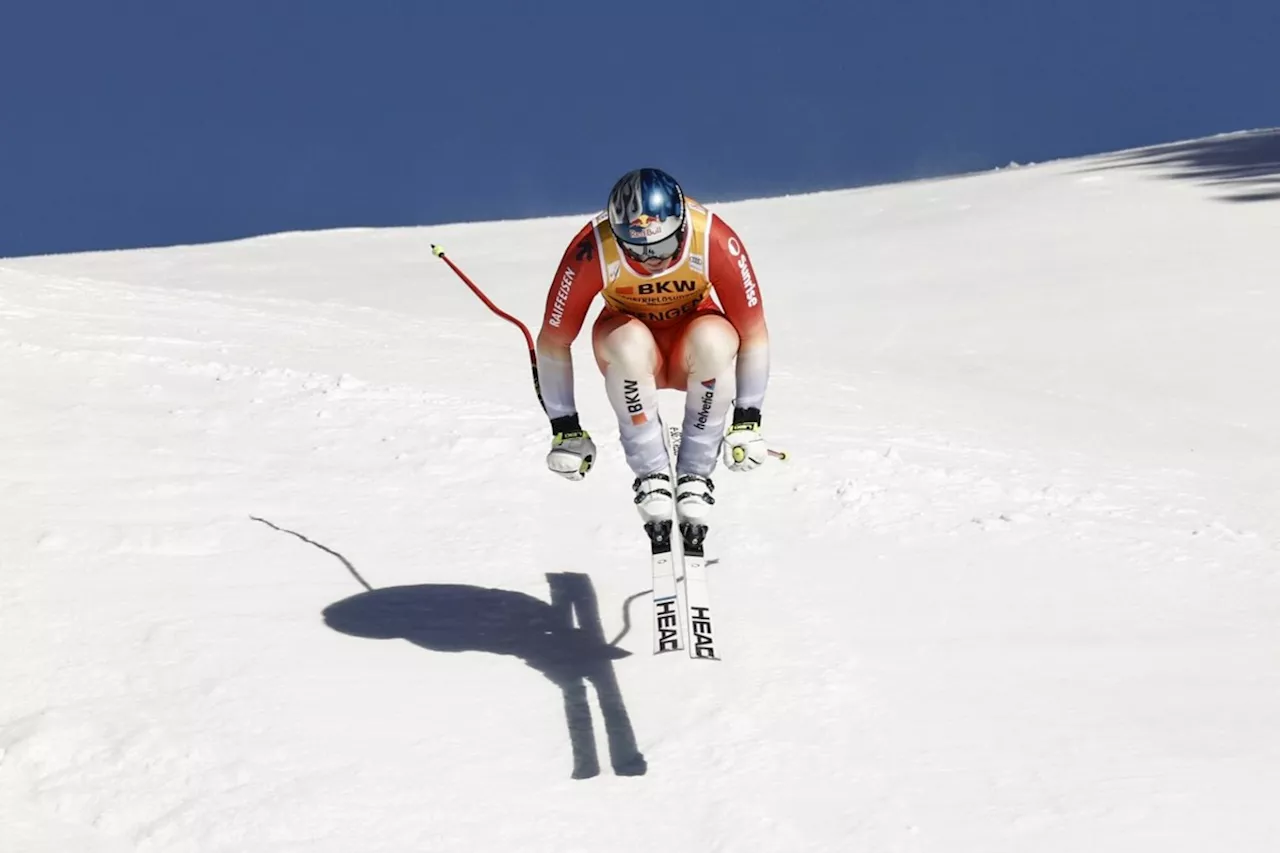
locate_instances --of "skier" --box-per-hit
[535,167,772,526]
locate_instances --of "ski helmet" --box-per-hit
[606,168,687,262]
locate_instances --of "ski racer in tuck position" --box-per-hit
[535,167,773,526]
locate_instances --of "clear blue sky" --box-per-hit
[2,0,1277,258]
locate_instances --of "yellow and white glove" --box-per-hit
[722,407,768,472]
[546,415,596,481]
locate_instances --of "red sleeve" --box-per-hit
[534,222,604,420]
[537,223,604,349]
[707,215,771,413]
[707,216,768,344]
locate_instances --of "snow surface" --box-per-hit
[2,133,1279,852]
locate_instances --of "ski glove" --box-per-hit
[722,406,768,472]
[546,414,595,481]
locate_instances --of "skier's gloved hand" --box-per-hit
[722,406,768,472]
[546,414,595,481]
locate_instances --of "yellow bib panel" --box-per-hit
[593,199,715,326]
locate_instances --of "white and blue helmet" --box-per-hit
[606,168,687,262]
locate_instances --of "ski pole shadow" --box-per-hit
[1083,128,1280,203]
[249,514,645,779]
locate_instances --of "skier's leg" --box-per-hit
[666,312,738,523]
[592,310,671,485]
[668,311,738,474]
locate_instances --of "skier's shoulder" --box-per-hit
[558,214,608,268]
[700,205,752,262]
[546,216,606,303]
[548,216,601,276]
[683,195,714,231]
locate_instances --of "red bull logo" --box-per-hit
[629,213,663,238]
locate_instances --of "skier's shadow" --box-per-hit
[322,574,646,779]
[250,516,646,778]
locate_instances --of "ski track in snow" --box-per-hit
[3,136,1280,852]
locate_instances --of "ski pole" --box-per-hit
[431,244,547,414]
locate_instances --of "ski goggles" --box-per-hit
[618,226,684,262]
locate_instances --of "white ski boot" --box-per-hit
[675,474,715,525]
[632,472,674,524]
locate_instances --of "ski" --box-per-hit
[679,519,718,659]
[647,518,683,654]
[646,419,684,654]
[677,520,717,660]
[653,420,721,661]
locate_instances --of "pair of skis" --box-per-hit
[648,422,719,660]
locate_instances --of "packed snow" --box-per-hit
[2,131,1279,852]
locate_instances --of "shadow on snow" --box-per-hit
[1084,128,1280,202]
[251,516,646,780]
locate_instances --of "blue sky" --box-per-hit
[2,1,1277,258]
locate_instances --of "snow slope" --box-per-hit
[2,132,1279,852]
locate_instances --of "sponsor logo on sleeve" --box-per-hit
[725,237,758,307]
[548,267,576,328]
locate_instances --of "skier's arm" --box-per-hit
[707,216,770,421]
[535,224,604,428]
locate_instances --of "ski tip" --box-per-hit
[431,244,446,258]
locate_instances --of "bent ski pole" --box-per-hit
[431,244,546,414]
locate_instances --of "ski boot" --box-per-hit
[633,472,674,525]
[674,474,715,525]
[674,473,714,553]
